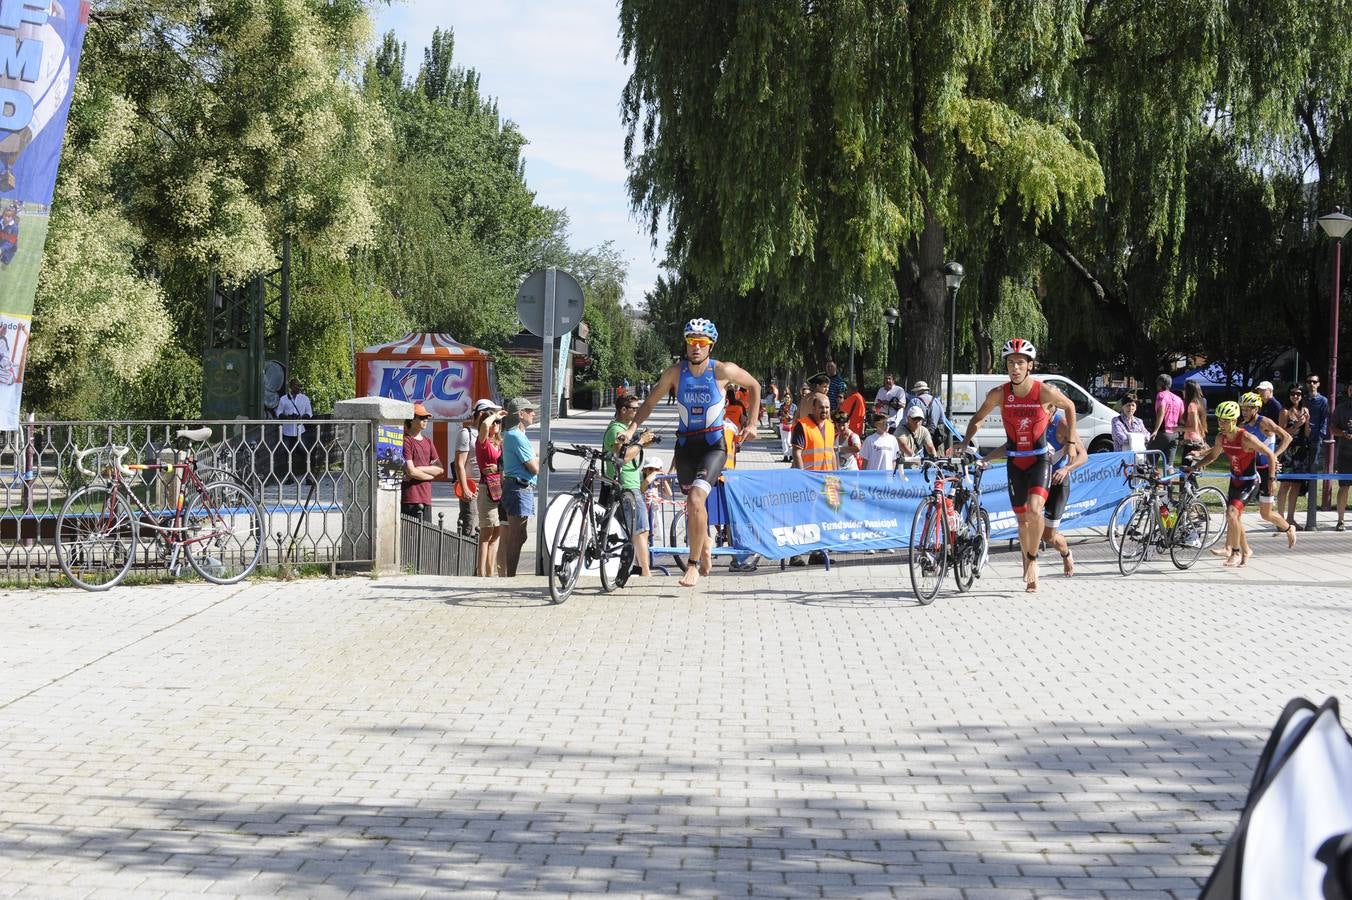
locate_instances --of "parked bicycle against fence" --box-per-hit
[908,450,992,604]
[56,427,266,590]
[545,441,638,603]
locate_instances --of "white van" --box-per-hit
[939,373,1118,454]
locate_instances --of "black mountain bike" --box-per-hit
[545,442,638,603]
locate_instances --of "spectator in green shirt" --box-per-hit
[605,395,659,576]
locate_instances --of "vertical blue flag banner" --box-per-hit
[719,452,1140,559]
[0,0,90,430]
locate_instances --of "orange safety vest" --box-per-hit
[796,417,837,471]
[722,423,738,471]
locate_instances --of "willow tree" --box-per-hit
[1038,0,1352,379]
[621,0,1103,384]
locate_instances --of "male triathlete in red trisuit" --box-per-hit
[957,339,1080,593]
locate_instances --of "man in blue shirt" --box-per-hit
[497,397,539,576]
[1305,374,1330,474]
[825,360,846,408]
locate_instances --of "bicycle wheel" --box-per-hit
[954,507,990,592]
[1169,498,1209,570]
[549,496,589,603]
[1108,491,1144,554]
[1117,503,1154,576]
[56,485,139,590]
[668,508,689,571]
[598,497,634,592]
[1193,485,1227,549]
[908,497,949,604]
[182,481,264,584]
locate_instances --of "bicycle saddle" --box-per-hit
[176,426,213,442]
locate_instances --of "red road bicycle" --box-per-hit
[56,426,266,590]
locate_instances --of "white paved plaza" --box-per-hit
[1,518,1351,898]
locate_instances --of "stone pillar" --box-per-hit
[333,397,413,574]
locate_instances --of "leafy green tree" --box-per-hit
[621,0,1104,386]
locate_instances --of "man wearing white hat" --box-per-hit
[1256,380,1283,424]
[906,380,946,441]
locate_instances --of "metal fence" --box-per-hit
[0,418,376,586]
[400,512,477,576]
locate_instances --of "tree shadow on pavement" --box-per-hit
[0,720,1262,896]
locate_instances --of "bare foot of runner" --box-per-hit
[1286,525,1297,549]
[1239,549,1251,567]
[1210,546,1232,558]
[699,549,713,576]
[1223,548,1241,567]
[1024,554,1039,592]
[678,558,701,588]
[1061,551,1074,577]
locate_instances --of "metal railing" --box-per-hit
[400,512,477,576]
[0,418,376,585]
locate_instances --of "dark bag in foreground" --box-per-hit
[1200,697,1352,899]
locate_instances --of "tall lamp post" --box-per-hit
[943,262,965,421]
[1318,209,1352,510]
[847,293,862,385]
[883,307,899,377]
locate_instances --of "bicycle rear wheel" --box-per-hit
[56,485,139,590]
[598,497,634,592]
[908,497,948,604]
[1108,491,1144,554]
[184,481,265,584]
[1193,485,1227,549]
[1169,499,1209,570]
[954,507,990,593]
[1117,503,1153,576]
[549,496,589,604]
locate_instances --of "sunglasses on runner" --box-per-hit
[685,336,712,347]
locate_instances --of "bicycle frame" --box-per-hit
[85,451,223,550]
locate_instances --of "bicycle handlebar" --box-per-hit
[74,445,134,479]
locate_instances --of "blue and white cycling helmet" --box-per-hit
[683,318,718,342]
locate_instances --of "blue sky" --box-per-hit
[373,1,664,308]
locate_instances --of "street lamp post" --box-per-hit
[1318,209,1352,511]
[943,262,965,423]
[847,293,861,386]
[883,307,899,377]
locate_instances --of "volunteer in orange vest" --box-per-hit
[791,393,837,471]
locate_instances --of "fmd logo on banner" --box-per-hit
[0,0,90,430]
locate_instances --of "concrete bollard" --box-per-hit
[333,396,413,574]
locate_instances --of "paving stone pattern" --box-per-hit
[1,407,1350,897]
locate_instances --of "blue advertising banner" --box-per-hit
[720,452,1139,559]
[0,0,91,429]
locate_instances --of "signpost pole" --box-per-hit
[535,268,557,576]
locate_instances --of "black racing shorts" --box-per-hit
[1255,465,1276,504]
[1227,477,1259,512]
[673,440,728,494]
[1044,476,1069,528]
[1006,456,1052,514]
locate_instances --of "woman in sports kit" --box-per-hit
[1191,401,1290,567]
[959,339,1079,593]
[631,319,761,588]
[1236,391,1296,547]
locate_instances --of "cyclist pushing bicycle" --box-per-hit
[954,339,1080,593]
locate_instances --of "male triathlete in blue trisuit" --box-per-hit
[632,318,761,587]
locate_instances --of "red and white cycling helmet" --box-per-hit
[1001,338,1037,361]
